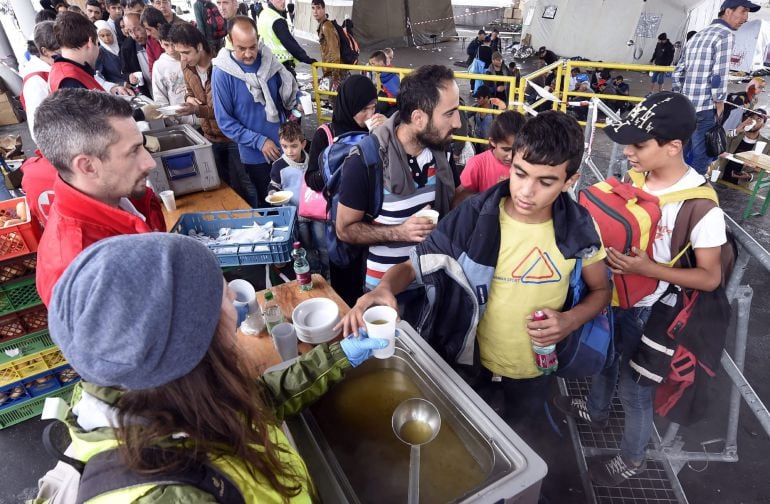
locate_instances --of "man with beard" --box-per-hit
[33,89,165,306]
[335,65,460,301]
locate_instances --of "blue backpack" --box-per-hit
[318,124,383,267]
[555,258,614,378]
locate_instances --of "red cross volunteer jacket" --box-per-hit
[36,176,166,306]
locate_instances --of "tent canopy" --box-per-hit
[731,19,770,73]
[293,0,457,49]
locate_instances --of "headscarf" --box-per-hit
[95,20,120,56]
[332,74,378,135]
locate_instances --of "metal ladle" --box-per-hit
[392,398,441,504]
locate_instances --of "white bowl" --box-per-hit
[266,191,293,206]
[292,298,340,343]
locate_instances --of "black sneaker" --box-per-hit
[552,395,608,430]
[588,454,647,486]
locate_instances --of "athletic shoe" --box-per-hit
[552,395,609,430]
[588,454,647,486]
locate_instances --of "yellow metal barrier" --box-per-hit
[311,61,522,147]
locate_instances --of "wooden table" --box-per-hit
[234,274,349,375]
[736,151,770,219]
[161,185,251,231]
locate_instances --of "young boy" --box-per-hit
[339,111,611,433]
[453,110,527,206]
[468,85,506,151]
[270,122,329,277]
[554,92,727,486]
[368,50,400,117]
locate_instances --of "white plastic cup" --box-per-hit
[365,117,376,131]
[710,169,721,182]
[159,190,176,211]
[413,208,439,225]
[228,279,257,315]
[132,71,144,87]
[754,141,767,153]
[271,322,298,361]
[364,305,398,359]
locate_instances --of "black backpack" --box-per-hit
[204,1,226,40]
[331,19,360,65]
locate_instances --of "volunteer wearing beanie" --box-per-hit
[45,232,387,502]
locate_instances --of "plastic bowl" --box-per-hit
[292,298,340,343]
[266,191,293,206]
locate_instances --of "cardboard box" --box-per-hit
[0,98,19,126]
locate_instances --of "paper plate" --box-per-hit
[156,104,185,116]
[266,191,293,206]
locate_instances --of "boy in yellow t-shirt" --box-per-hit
[339,111,611,429]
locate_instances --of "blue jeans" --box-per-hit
[686,109,717,175]
[298,219,329,277]
[211,142,257,207]
[587,306,653,462]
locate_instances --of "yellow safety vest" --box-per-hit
[257,7,294,64]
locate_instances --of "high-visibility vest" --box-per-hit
[257,7,294,64]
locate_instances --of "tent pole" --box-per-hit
[404,0,414,47]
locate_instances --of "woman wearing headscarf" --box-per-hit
[39,232,386,502]
[304,74,386,307]
[94,20,127,86]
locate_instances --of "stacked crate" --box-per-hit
[0,199,80,429]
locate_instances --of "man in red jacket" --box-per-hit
[33,89,165,306]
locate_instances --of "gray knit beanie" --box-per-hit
[48,233,224,390]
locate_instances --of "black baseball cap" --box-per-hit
[720,0,761,12]
[605,92,696,145]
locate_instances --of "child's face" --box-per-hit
[506,151,577,223]
[280,138,306,162]
[161,39,177,58]
[489,135,515,167]
[623,139,682,174]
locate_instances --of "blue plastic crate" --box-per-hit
[170,207,296,266]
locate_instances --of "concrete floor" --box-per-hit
[1,33,769,504]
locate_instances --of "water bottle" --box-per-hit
[263,290,283,334]
[292,241,313,291]
[531,310,558,374]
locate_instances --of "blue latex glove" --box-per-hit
[340,332,391,367]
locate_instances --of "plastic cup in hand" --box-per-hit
[228,279,257,319]
[271,322,298,361]
[710,169,721,183]
[132,71,144,87]
[159,190,176,211]
[365,117,376,131]
[363,306,398,359]
[754,141,767,153]
[413,208,439,225]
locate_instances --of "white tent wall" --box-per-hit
[522,0,702,63]
[731,19,770,72]
[293,0,353,42]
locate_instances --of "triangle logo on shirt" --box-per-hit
[511,247,563,284]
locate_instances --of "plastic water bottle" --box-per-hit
[531,310,558,374]
[292,241,313,291]
[263,290,283,334]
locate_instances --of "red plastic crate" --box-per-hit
[0,198,42,262]
[0,254,36,284]
[0,305,48,344]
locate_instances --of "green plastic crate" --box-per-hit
[0,330,53,366]
[0,277,41,317]
[0,381,77,430]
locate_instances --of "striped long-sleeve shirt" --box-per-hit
[672,20,734,113]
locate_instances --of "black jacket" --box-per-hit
[119,37,152,97]
[650,40,675,66]
[96,48,127,86]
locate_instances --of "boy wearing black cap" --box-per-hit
[555,92,727,486]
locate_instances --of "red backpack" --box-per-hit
[578,172,718,308]
[204,1,226,40]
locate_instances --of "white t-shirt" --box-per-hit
[636,168,726,307]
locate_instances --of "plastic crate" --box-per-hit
[0,346,67,388]
[0,381,78,430]
[0,253,36,284]
[0,277,41,317]
[0,197,42,262]
[0,305,48,343]
[0,365,79,410]
[0,330,52,366]
[170,207,296,266]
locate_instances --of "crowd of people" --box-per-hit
[8,0,762,501]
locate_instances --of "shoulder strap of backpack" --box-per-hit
[319,123,334,145]
[356,135,383,219]
[77,447,245,504]
[658,186,719,206]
